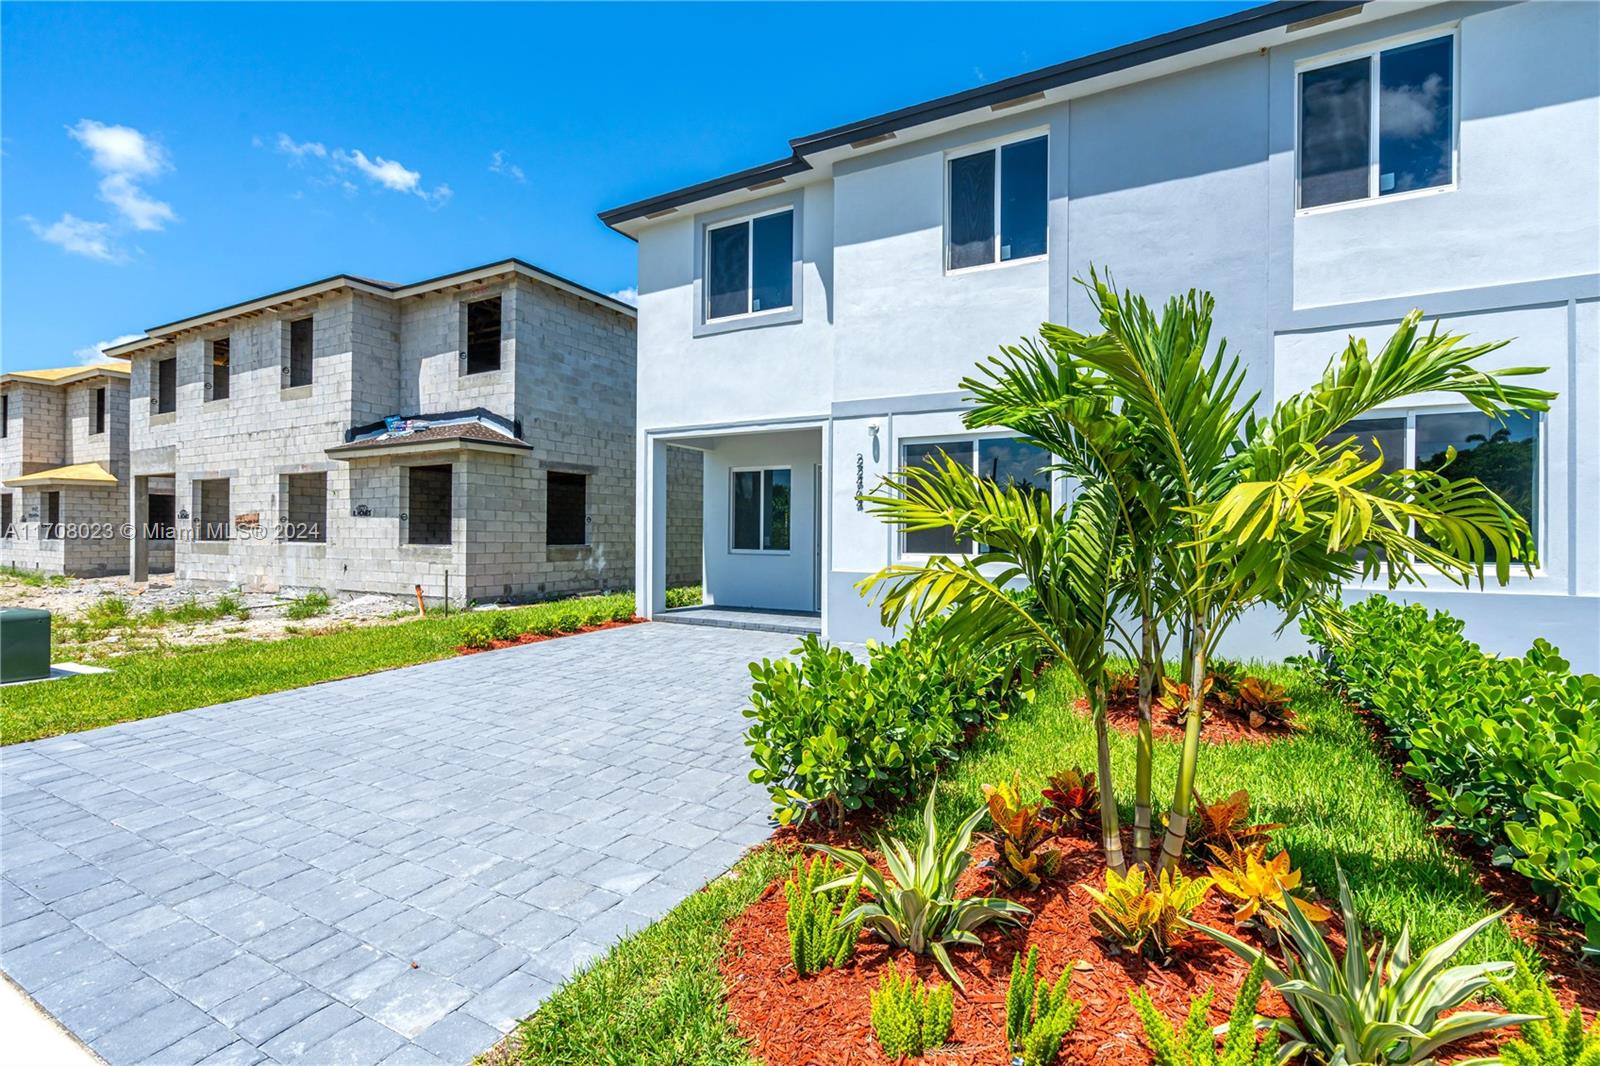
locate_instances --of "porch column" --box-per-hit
[129,475,149,582]
[638,436,668,618]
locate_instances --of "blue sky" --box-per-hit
[2,1,1253,372]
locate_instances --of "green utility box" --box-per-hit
[0,607,51,683]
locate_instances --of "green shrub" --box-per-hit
[1494,961,1600,1066]
[460,619,495,650]
[744,618,1019,825]
[869,967,953,1058]
[285,590,332,620]
[665,585,702,608]
[489,612,519,642]
[783,854,862,977]
[1132,956,1276,1066]
[1305,596,1600,941]
[83,595,131,629]
[1005,947,1083,1066]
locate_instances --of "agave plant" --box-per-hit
[812,789,1030,988]
[1041,766,1101,838]
[1206,842,1331,927]
[1192,867,1538,1065]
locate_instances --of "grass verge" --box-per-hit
[1,592,637,745]
[490,662,1520,1065]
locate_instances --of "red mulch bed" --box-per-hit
[455,616,643,655]
[1077,696,1301,745]
[723,833,1303,1066]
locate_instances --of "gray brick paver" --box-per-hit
[1,624,789,1063]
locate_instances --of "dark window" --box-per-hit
[282,472,328,543]
[901,440,975,555]
[43,492,61,540]
[901,438,1051,555]
[1,494,13,538]
[146,493,175,540]
[209,338,230,401]
[196,479,230,541]
[1,393,8,437]
[155,357,177,414]
[288,317,313,387]
[1324,416,1407,561]
[465,296,502,375]
[93,387,106,434]
[1417,410,1537,562]
[949,135,1048,270]
[730,468,790,551]
[705,210,793,321]
[407,465,452,545]
[1299,36,1453,208]
[546,472,587,546]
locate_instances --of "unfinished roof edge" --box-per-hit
[104,257,636,359]
[598,0,1360,234]
[0,361,131,387]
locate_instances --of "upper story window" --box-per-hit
[947,134,1048,272]
[705,209,793,322]
[208,338,231,401]
[155,357,177,415]
[1298,33,1455,210]
[287,317,314,388]
[1,393,8,438]
[92,387,107,434]
[465,296,502,375]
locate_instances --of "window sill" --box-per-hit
[150,412,177,426]
[693,304,801,338]
[1295,183,1456,218]
[546,544,590,561]
[204,397,232,407]
[944,253,1047,278]
[728,547,792,556]
[280,384,314,400]
[461,366,504,377]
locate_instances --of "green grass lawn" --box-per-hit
[1,592,638,745]
[490,662,1520,1065]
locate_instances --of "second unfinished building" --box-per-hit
[107,258,699,603]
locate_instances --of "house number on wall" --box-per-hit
[855,454,864,510]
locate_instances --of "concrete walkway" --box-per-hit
[1,622,798,1065]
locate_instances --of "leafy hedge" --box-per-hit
[744,618,1022,825]
[1305,596,1600,942]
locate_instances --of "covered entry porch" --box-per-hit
[639,422,826,629]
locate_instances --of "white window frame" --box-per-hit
[943,129,1050,275]
[702,207,796,323]
[1294,25,1460,215]
[896,433,1057,561]
[728,465,792,554]
[1339,404,1543,570]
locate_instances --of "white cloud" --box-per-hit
[275,132,327,161]
[25,214,120,262]
[98,173,176,231]
[67,119,176,233]
[69,119,167,178]
[74,333,145,364]
[1380,74,1447,139]
[489,150,525,183]
[607,287,638,306]
[272,132,450,206]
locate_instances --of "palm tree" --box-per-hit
[859,270,1555,872]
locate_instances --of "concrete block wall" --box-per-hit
[0,382,66,477]
[63,378,129,476]
[0,483,126,576]
[665,444,703,588]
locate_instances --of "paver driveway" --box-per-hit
[1,622,795,1065]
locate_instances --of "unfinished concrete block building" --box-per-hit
[107,259,675,604]
[1,361,131,576]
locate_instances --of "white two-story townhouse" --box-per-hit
[103,258,654,605]
[0,361,131,576]
[607,0,1599,669]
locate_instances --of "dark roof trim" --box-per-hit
[344,408,521,444]
[600,0,1357,231]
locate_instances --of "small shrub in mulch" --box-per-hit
[721,833,1301,1066]
[455,616,643,655]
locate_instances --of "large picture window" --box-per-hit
[1298,33,1454,209]
[1328,409,1539,563]
[705,209,793,322]
[947,134,1048,271]
[900,437,1052,555]
[730,467,790,552]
